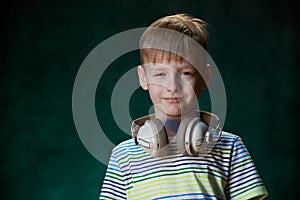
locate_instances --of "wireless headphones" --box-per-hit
[131,111,222,157]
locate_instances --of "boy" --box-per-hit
[99,13,268,199]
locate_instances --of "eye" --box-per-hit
[154,73,166,77]
[182,71,194,76]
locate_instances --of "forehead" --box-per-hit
[141,48,206,72]
[145,58,195,71]
[142,49,186,64]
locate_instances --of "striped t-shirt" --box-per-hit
[99,132,268,199]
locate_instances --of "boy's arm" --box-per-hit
[225,137,268,200]
[99,151,127,200]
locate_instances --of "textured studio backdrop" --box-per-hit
[1,0,299,199]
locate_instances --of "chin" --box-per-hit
[165,110,183,118]
[155,105,194,118]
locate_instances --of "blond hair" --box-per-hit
[140,13,208,65]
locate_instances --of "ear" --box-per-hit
[201,64,211,89]
[137,65,148,90]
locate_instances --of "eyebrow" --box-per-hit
[147,65,167,71]
[148,63,194,70]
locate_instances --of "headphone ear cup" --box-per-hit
[136,118,169,157]
[176,118,208,156]
[176,118,193,155]
[190,121,208,155]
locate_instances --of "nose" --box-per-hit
[167,73,182,93]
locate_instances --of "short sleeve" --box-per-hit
[225,137,268,199]
[99,151,127,200]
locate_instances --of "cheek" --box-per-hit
[148,84,162,100]
[183,80,200,96]
[194,83,202,96]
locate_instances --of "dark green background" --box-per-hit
[1,0,299,199]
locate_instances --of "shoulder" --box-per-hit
[114,138,136,149]
[220,131,240,140]
[216,131,242,147]
[213,131,249,156]
[112,138,137,153]
[216,131,256,167]
[111,138,146,160]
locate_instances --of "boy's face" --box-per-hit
[138,58,209,121]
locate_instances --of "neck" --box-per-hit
[154,110,199,122]
[164,119,180,136]
[154,110,200,137]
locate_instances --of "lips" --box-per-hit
[163,97,183,103]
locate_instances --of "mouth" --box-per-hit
[163,97,183,103]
